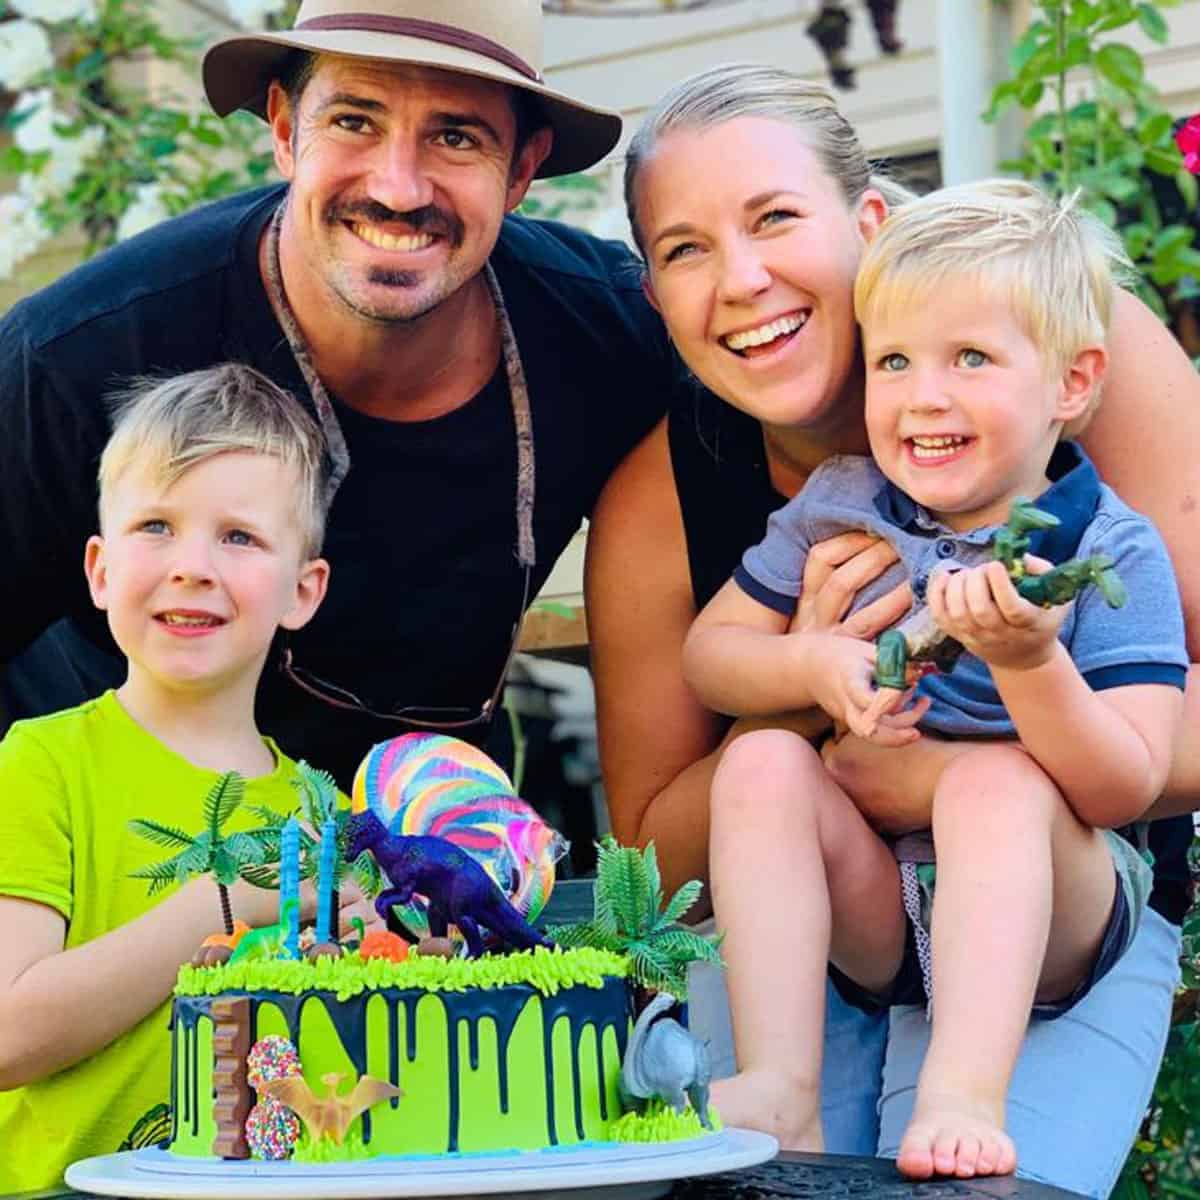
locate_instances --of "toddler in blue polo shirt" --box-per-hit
[682,180,1187,1180]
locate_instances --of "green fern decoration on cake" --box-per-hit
[291,760,382,901]
[547,836,722,998]
[128,771,280,935]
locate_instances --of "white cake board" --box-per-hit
[65,1128,778,1200]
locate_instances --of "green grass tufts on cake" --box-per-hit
[288,1129,369,1163]
[176,945,630,1000]
[609,1100,722,1143]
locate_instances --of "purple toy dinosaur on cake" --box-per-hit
[345,812,553,958]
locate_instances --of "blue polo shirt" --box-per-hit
[735,442,1187,737]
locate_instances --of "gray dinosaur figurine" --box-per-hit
[619,991,713,1130]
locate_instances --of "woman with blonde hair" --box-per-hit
[588,63,1200,1194]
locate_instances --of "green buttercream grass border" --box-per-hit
[176,945,630,1000]
[610,1100,723,1143]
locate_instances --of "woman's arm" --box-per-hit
[1081,288,1200,816]
[586,421,725,906]
[588,420,914,901]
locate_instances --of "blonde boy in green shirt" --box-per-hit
[0,363,382,1189]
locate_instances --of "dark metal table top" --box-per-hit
[669,1152,1085,1198]
[12,1151,1085,1200]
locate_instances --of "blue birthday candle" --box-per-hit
[316,816,338,944]
[281,817,300,958]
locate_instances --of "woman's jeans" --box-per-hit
[687,907,1180,1199]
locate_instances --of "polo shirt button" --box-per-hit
[913,573,927,600]
[936,539,955,558]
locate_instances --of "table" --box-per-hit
[670,1152,1086,1199]
[11,1151,1085,1200]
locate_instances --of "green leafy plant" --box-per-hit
[128,771,277,934]
[0,0,299,280]
[985,0,1199,320]
[290,760,381,902]
[547,836,722,997]
[518,171,607,223]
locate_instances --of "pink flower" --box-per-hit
[1177,115,1200,174]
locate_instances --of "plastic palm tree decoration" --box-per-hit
[547,836,722,997]
[290,761,382,901]
[128,771,274,935]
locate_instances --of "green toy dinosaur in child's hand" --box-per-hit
[872,496,1126,694]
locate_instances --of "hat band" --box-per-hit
[295,13,542,82]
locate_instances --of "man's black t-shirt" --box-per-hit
[0,184,672,785]
[667,382,1194,926]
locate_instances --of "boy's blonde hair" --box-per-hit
[98,363,330,558]
[854,178,1133,437]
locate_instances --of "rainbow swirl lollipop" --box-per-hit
[351,733,568,940]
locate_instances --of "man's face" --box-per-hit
[269,56,549,324]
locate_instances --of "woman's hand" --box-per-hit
[822,731,975,833]
[928,557,1065,672]
[791,531,912,638]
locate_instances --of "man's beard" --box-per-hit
[328,199,468,324]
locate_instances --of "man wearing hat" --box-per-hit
[0,0,673,787]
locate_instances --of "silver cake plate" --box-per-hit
[65,1128,778,1200]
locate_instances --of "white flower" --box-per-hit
[225,0,287,29]
[13,88,60,155]
[9,0,98,23]
[19,122,103,200]
[0,190,51,280]
[117,183,172,242]
[0,19,53,91]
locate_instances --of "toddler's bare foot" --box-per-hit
[710,1070,823,1151]
[896,1092,1016,1179]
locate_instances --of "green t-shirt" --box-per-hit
[0,690,304,1191]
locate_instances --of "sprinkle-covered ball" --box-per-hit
[246,1035,301,1090]
[245,1097,300,1160]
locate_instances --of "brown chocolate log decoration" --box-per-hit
[211,997,252,1159]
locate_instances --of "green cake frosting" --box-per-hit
[176,945,629,999]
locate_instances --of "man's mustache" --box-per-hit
[328,201,465,247]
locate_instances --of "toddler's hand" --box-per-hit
[928,556,1067,671]
[809,635,928,745]
[337,880,387,938]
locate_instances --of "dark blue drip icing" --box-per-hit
[168,1007,178,1144]
[386,997,401,1109]
[436,985,537,1152]
[172,998,211,1141]
[172,977,630,1155]
[404,994,421,1062]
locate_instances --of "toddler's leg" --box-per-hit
[708,729,906,1150]
[896,745,1118,1180]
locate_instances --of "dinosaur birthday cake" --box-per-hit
[158,734,723,1166]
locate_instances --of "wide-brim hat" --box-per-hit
[203,0,622,178]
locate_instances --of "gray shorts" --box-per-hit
[831,826,1154,1020]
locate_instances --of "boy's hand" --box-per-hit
[927,556,1067,671]
[338,880,387,937]
[807,634,929,745]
